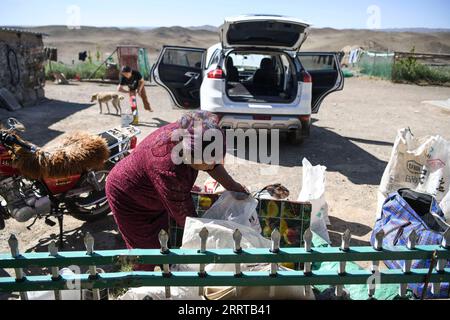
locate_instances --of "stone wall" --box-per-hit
[0,30,46,107]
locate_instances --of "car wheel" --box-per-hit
[287,129,304,145]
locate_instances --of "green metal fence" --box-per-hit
[1,228,449,300]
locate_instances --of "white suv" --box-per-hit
[153,15,344,143]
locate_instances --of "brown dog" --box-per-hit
[91,92,124,115]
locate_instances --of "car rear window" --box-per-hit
[227,21,306,47]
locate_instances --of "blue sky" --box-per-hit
[1,0,449,29]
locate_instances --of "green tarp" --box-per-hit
[138,48,152,80]
[311,233,415,300]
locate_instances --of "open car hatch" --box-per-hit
[221,15,310,51]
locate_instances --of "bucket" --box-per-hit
[121,112,134,127]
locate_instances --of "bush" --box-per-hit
[392,56,450,86]
[45,62,107,80]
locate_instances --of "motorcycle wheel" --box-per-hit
[67,169,112,222]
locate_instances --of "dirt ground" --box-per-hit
[1,77,450,288]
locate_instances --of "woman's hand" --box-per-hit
[207,165,249,198]
[229,182,250,195]
[229,183,250,200]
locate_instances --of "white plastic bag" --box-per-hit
[378,129,450,220]
[440,192,450,221]
[379,128,435,199]
[118,286,202,301]
[204,264,315,301]
[202,191,262,234]
[417,136,450,203]
[203,177,226,194]
[298,158,331,244]
[181,217,271,272]
[27,268,82,300]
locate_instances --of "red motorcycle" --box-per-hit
[0,118,140,247]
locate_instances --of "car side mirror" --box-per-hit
[7,118,26,132]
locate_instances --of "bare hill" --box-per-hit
[27,25,450,64]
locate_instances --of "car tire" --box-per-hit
[287,129,304,145]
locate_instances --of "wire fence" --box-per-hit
[354,50,450,85]
[357,52,395,80]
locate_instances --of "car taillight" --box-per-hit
[207,67,224,79]
[130,136,138,150]
[302,71,312,83]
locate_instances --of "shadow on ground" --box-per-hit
[0,215,125,291]
[229,121,390,185]
[25,215,124,254]
[0,99,92,146]
[327,216,373,247]
[136,117,171,129]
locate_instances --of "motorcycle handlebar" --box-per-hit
[0,132,35,153]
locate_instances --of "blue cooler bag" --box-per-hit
[371,189,450,299]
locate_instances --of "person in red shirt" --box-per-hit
[106,111,247,270]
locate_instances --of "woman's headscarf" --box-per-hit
[176,111,226,164]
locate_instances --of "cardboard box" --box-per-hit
[169,193,311,249]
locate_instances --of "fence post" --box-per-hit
[198,227,209,296]
[233,229,243,297]
[399,230,417,298]
[48,241,62,300]
[336,230,351,298]
[84,232,100,300]
[433,229,450,297]
[392,52,397,81]
[8,235,28,301]
[158,230,171,299]
[303,228,313,297]
[269,229,281,298]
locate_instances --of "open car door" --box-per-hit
[297,52,344,113]
[153,46,206,109]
